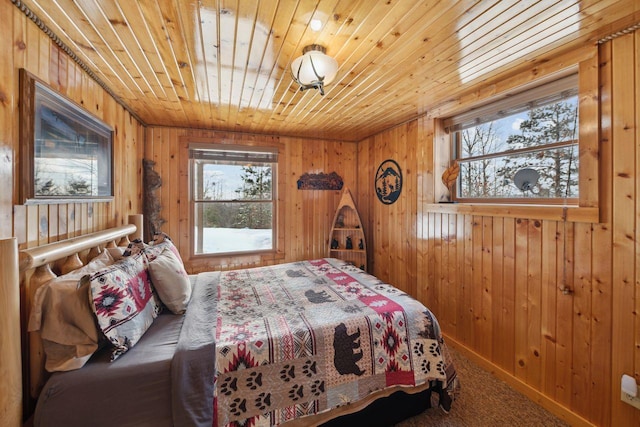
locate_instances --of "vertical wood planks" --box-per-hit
[611,32,638,426]
[7,3,144,249]
[145,127,357,272]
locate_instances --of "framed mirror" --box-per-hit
[19,69,113,203]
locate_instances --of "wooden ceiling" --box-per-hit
[15,0,640,141]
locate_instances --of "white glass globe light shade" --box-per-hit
[291,46,338,87]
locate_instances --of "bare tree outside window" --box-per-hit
[455,94,578,201]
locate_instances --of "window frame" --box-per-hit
[188,143,278,258]
[429,56,600,223]
[449,74,580,204]
[19,68,114,204]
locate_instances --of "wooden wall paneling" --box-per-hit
[176,129,191,261]
[415,120,427,303]
[57,204,67,241]
[48,42,59,92]
[470,216,482,353]
[307,142,321,258]
[389,129,402,291]
[540,220,558,398]
[572,221,593,419]
[461,214,473,346]
[167,128,180,241]
[490,217,504,367]
[438,212,449,327]
[502,217,516,375]
[481,216,493,359]
[526,219,542,389]
[48,204,58,243]
[556,220,575,408]
[8,8,144,246]
[287,137,302,260]
[9,6,27,236]
[610,32,639,426]
[81,204,89,235]
[634,27,640,413]
[150,128,355,271]
[587,222,618,425]
[514,218,529,381]
[431,212,440,310]
[0,3,13,239]
[160,127,173,238]
[378,133,393,284]
[445,214,458,335]
[26,205,38,249]
[452,214,465,339]
[355,141,365,254]
[406,121,418,297]
[578,51,600,211]
[118,101,129,223]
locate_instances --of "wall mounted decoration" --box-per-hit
[19,69,113,203]
[440,160,460,202]
[375,159,402,205]
[143,159,165,241]
[297,171,343,190]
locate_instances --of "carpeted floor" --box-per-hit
[395,347,570,427]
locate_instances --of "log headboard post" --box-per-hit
[0,237,21,427]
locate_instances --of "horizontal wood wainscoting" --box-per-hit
[1,0,144,245]
[356,35,640,427]
[145,127,359,273]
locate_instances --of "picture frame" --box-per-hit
[19,69,113,204]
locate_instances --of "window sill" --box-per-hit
[425,203,599,223]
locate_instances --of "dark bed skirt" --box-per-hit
[320,388,432,427]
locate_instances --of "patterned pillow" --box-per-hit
[88,252,160,361]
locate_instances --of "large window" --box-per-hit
[190,144,277,256]
[445,74,579,203]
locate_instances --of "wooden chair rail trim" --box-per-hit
[425,203,599,223]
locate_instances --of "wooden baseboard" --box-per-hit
[443,334,596,427]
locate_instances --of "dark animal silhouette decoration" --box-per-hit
[333,323,365,376]
[286,269,306,278]
[330,238,339,249]
[358,239,364,250]
[375,159,402,205]
[305,289,335,304]
[345,236,353,249]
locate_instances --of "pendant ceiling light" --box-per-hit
[290,44,338,96]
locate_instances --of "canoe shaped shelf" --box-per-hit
[328,187,367,271]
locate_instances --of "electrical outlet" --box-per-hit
[621,391,640,410]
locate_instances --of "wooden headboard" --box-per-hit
[0,214,143,427]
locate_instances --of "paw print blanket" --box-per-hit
[172,258,458,427]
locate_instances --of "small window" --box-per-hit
[445,75,579,202]
[189,144,277,256]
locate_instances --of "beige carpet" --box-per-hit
[395,347,570,427]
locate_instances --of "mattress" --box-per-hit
[34,312,185,427]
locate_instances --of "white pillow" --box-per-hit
[148,247,192,314]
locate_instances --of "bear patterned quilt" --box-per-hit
[173,258,458,427]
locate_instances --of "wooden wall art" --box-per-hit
[297,171,343,190]
[374,159,402,204]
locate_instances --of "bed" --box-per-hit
[1,215,459,427]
